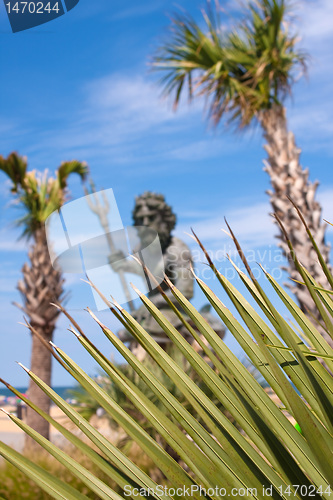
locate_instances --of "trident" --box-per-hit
[84,182,136,313]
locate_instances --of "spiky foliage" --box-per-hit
[0,212,332,499]
[0,153,88,445]
[151,0,331,344]
[153,0,306,125]
[0,445,112,500]
[69,344,234,453]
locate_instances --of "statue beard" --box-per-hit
[136,226,171,254]
[158,230,172,254]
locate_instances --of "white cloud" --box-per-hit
[24,0,331,165]
[83,73,206,138]
[169,138,238,161]
[82,2,332,161]
[288,99,333,155]
[84,74,177,132]
[0,2,331,169]
[19,73,208,170]
[176,201,276,250]
[298,0,333,45]
[0,230,26,252]
[176,186,333,253]
[284,0,333,153]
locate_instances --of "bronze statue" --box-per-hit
[111,192,225,351]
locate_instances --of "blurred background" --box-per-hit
[0,0,332,387]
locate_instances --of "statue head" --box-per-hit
[133,192,176,251]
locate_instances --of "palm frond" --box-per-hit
[0,152,27,192]
[0,154,88,238]
[152,0,308,127]
[57,161,88,190]
[1,211,333,497]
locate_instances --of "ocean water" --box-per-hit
[0,386,75,400]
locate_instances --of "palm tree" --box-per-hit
[0,152,88,445]
[151,0,333,346]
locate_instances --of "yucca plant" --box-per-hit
[0,208,332,499]
[150,0,332,345]
[68,344,234,459]
[0,152,88,445]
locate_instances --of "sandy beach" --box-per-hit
[0,403,116,456]
[0,405,72,452]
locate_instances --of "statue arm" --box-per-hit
[109,251,143,275]
[155,239,194,306]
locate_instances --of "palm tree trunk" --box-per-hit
[259,105,333,348]
[17,227,64,450]
[25,326,53,449]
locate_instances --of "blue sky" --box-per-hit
[0,0,332,387]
